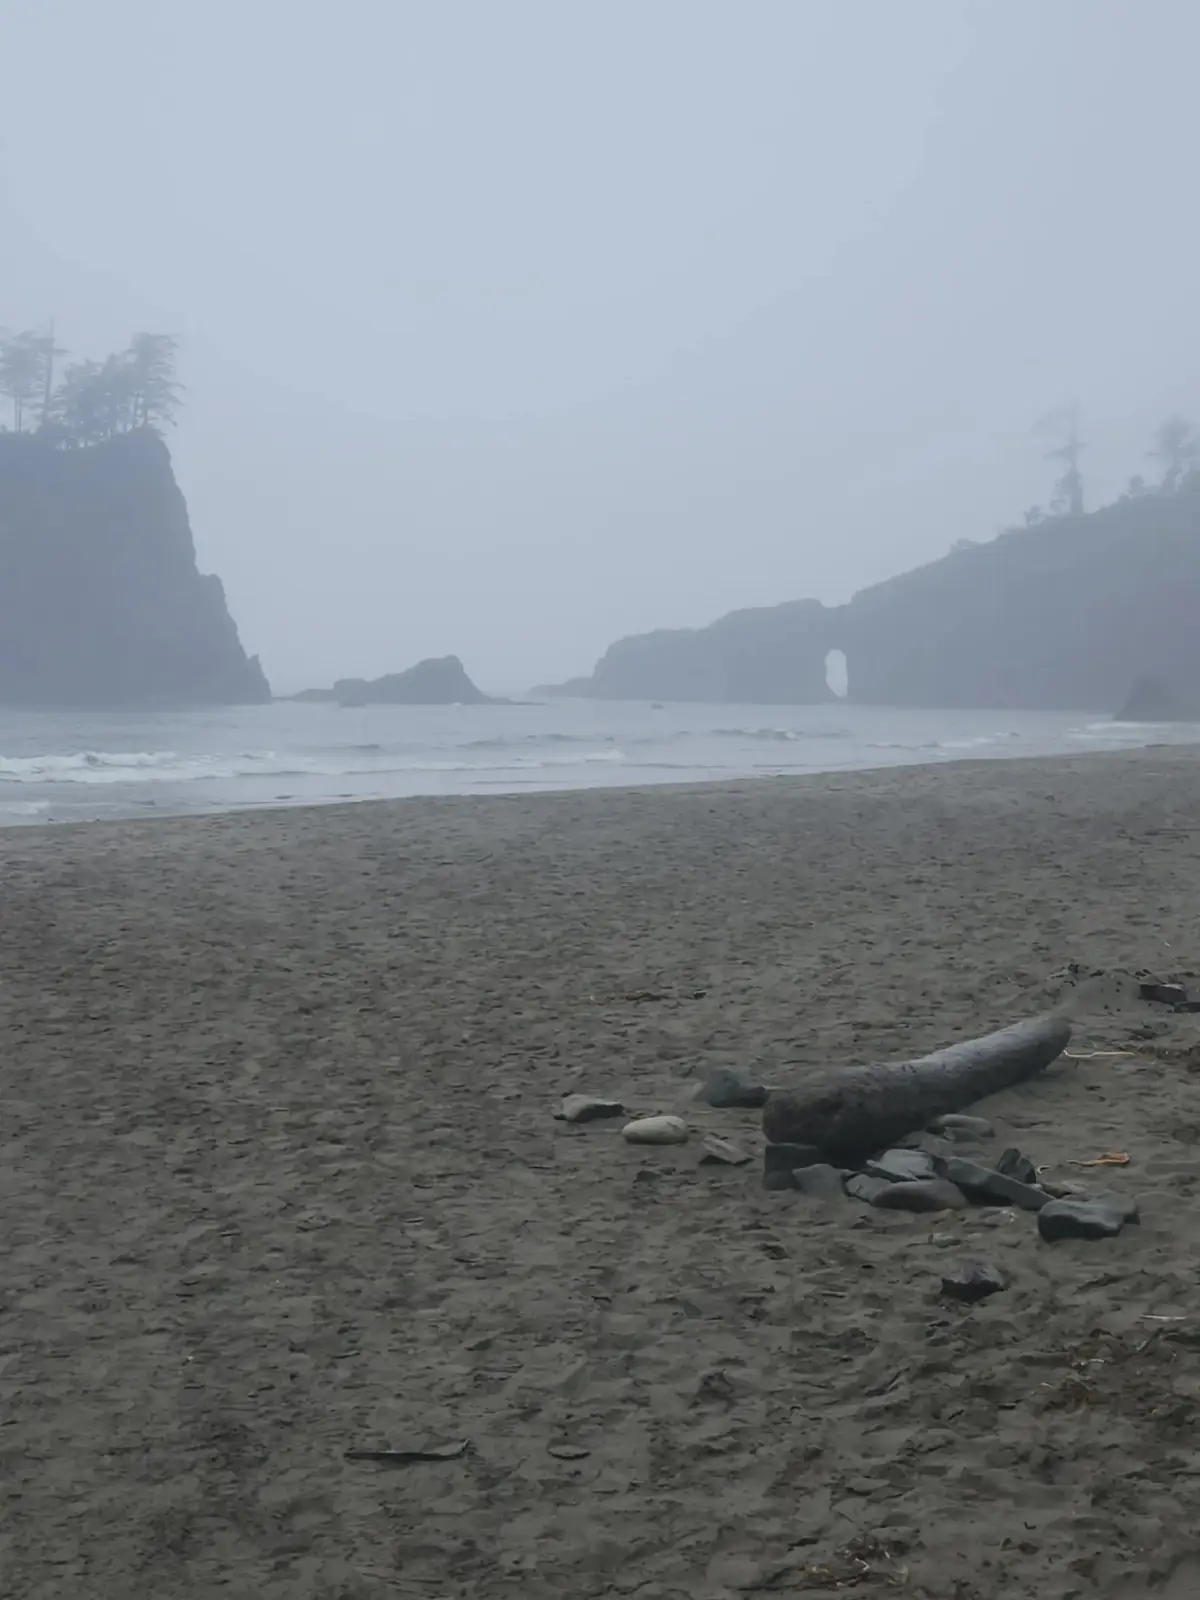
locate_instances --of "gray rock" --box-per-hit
[871,1178,968,1213]
[763,1142,824,1176]
[1140,980,1188,1005]
[845,1173,895,1204]
[866,1148,940,1183]
[929,1114,995,1140]
[556,1094,625,1124]
[696,1069,768,1109]
[1038,1195,1140,1242]
[940,1157,1050,1212]
[699,1135,750,1166]
[763,1168,798,1192]
[791,1163,846,1200]
[995,1146,1038,1185]
[941,1261,1007,1303]
[622,1115,689,1146]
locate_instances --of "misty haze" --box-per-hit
[2,3,1200,1595]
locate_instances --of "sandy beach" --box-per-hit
[3,749,1200,1598]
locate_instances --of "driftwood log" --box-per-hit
[762,1014,1071,1165]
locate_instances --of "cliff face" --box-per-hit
[838,484,1200,709]
[544,482,1200,711]
[581,600,833,704]
[0,429,269,708]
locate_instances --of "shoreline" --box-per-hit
[3,744,1200,1593]
[2,736,1195,839]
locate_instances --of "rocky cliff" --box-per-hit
[0,429,269,708]
[543,480,1200,711]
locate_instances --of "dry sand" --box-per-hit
[3,749,1200,1598]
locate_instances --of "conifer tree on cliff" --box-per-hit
[0,330,46,432]
[126,332,183,430]
[1149,414,1199,494]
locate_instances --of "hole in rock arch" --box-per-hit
[824,648,848,699]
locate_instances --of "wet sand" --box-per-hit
[3,749,1200,1597]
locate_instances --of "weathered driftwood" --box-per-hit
[762,1014,1071,1165]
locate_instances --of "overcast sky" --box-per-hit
[4,0,1198,692]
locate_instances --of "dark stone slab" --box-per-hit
[1037,1195,1140,1242]
[871,1178,968,1213]
[1140,981,1188,1005]
[699,1135,750,1166]
[940,1157,1050,1212]
[941,1261,1007,1303]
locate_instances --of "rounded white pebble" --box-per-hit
[621,1115,689,1146]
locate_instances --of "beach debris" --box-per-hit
[695,1068,768,1109]
[762,1013,1072,1165]
[995,1146,1038,1185]
[865,1148,940,1183]
[871,1177,968,1213]
[975,1207,1019,1226]
[1068,1151,1131,1168]
[940,1156,1050,1212]
[1139,980,1188,1005]
[555,1094,625,1124]
[791,1162,847,1200]
[1038,1195,1140,1242]
[929,1113,994,1141]
[940,1260,1007,1304]
[345,1440,468,1465]
[622,1114,689,1145]
[699,1134,750,1166]
[547,1443,591,1461]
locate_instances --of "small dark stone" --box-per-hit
[791,1163,846,1201]
[865,1148,940,1183]
[845,1173,894,1204]
[697,1070,768,1109]
[1140,981,1188,1006]
[941,1157,1050,1212]
[995,1146,1038,1185]
[1175,999,1200,1014]
[941,1261,1007,1303]
[929,1114,994,1140]
[763,1142,824,1176]
[871,1178,968,1213]
[1038,1196,1140,1242]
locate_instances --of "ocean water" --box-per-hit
[0,698,1197,829]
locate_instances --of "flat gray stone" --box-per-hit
[871,1178,968,1213]
[556,1095,625,1124]
[1038,1195,1140,1242]
[941,1157,1050,1212]
[995,1146,1038,1185]
[699,1135,750,1167]
[866,1148,940,1183]
[845,1172,894,1204]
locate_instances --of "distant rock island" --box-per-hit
[542,474,1200,713]
[0,429,269,709]
[291,655,496,707]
